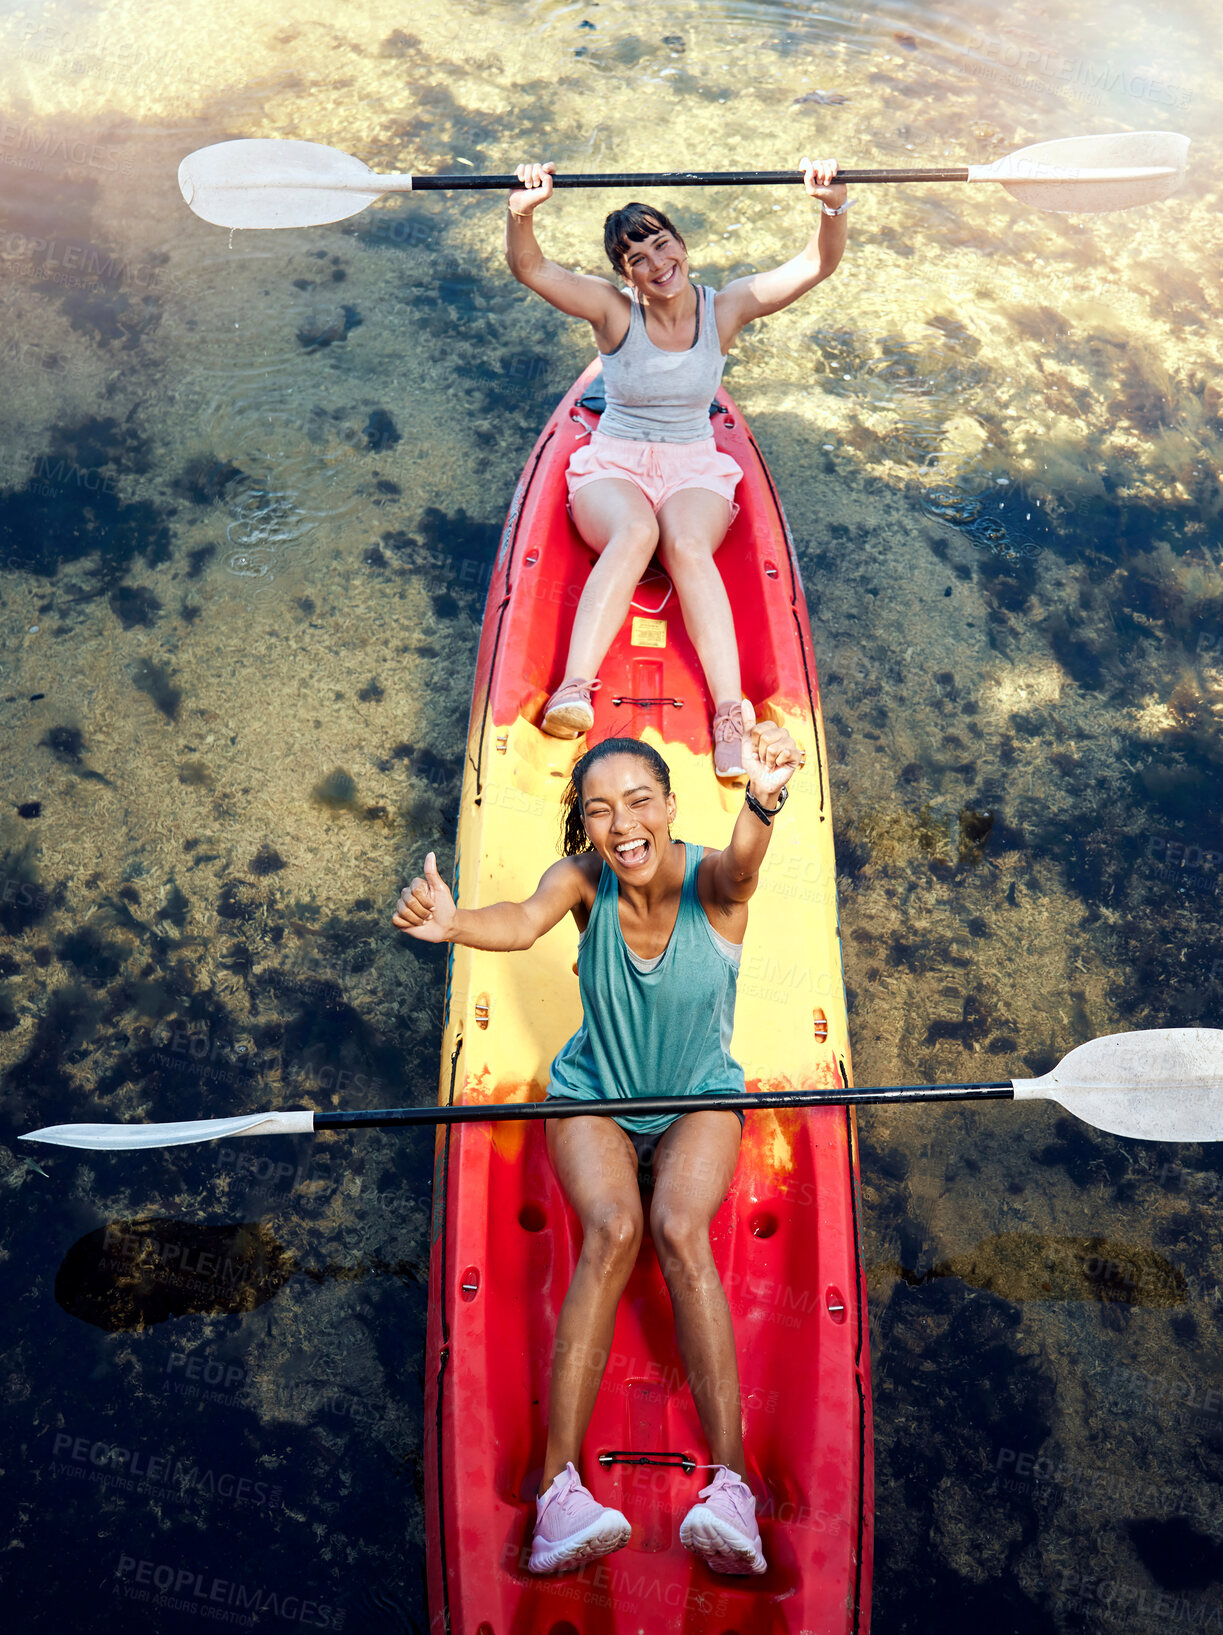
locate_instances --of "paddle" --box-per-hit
[20,1028,1223,1152]
[178,130,1189,230]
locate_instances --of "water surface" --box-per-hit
[0,0,1220,1629]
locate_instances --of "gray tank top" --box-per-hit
[597,283,727,444]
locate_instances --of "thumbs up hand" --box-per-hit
[739,699,805,800]
[392,852,459,942]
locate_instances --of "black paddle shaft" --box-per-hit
[409,167,971,192]
[316,1082,1014,1131]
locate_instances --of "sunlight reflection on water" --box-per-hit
[0,0,1219,1630]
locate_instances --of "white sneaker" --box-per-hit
[679,1465,767,1574]
[528,1462,631,1574]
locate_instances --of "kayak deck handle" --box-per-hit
[598,1449,698,1474]
[610,695,684,709]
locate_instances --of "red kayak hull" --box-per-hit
[424,364,873,1634]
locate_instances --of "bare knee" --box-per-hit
[604,518,659,564]
[658,532,716,574]
[581,1203,642,1276]
[650,1206,714,1285]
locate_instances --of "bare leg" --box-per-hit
[563,480,660,683]
[541,1114,644,1490]
[655,488,741,706]
[648,1111,745,1473]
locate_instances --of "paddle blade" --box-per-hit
[1012,1028,1223,1142]
[970,130,1189,213]
[178,139,390,229]
[20,1110,315,1152]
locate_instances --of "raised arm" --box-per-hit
[504,160,624,329]
[709,705,805,908]
[715,157,849,349]
[392,851,587,951]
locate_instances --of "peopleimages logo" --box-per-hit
[100,1224,261,1291]
[0,119,123,171]
[163,1351,385,1429]
[1,235,161,290]
[27,455,121,496]
[50,1430,283,1509]
[113,1556,345,1628]
[0,874,52,912]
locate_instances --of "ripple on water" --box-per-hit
[800,319,1076,561]
[524,0,874,75]
[919,465,1055,560]
[542,0,1094,128]
[178,359,363,584]
[633,0,873,54]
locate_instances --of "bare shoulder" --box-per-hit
[572,851,602,899]
[567,270,623,304]
[712,283,751,353]
[518,852,599,940]
[696,845,750,934]
[532,262,626,330]
[544,851,601,907]
[695,845,721,892]
[589,281,632,348]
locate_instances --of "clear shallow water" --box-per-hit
[0,0,1220,1629]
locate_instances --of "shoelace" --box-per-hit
[698,1467,735,1490]
[551,677,601,705]
[539,1463,583,1518]
[713,709,743,742]
[695,1467,756,1523]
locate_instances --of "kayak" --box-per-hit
[424,361,873,1634]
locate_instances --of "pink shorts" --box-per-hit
[566,430,743,520]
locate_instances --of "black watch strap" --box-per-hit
[744,784,788,825]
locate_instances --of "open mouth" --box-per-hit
[613,838,651,868]
[652,266,678,289]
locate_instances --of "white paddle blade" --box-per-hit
[20,1109,315,1152]
[1012,1028,1223,1142]
[969,130,1189,213]
[178,139,398,229]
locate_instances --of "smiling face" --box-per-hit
[620,227,689,300]
[579,753,677,881]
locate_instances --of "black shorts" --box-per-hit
[545,1100,745,1190]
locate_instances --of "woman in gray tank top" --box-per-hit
[505,155,852,775]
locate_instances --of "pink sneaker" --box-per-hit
[679,1465,767,1575]
[528,1462,631,1574]
[712,701,746,778]
[542,677,600,738]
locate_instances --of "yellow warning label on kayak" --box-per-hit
[631,617,667,649]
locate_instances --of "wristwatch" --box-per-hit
[821,197,855,217]
[744,785,788,825]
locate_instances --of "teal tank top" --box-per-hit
[548,841,745,1135]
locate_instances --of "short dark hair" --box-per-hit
[558,738,673,857]
[603,203,685,276]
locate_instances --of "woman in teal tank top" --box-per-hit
[394,712,803,1577]
[548,832,745,1137]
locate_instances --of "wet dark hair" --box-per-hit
[559,738,673,858]
[603,202,686,277]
